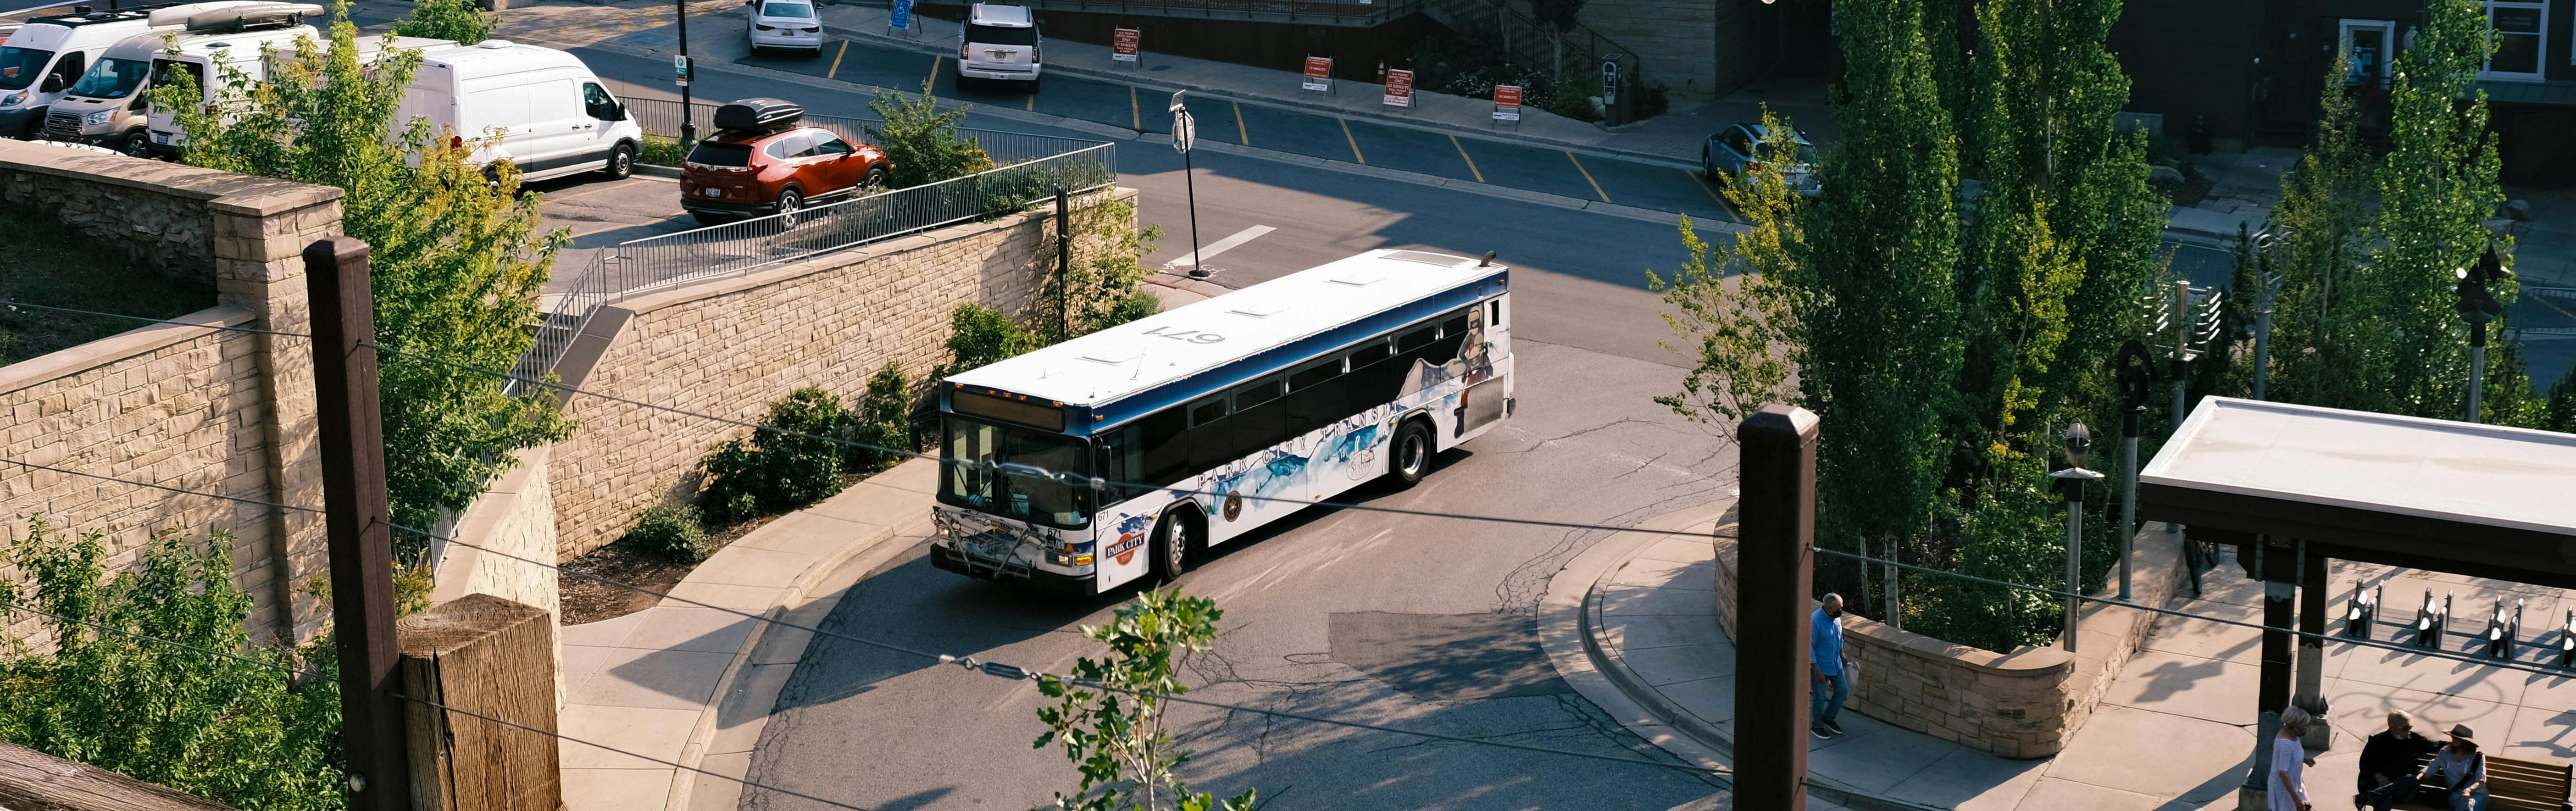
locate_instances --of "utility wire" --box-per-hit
[357,340,1727,539]
[395,693,880,811]
[0,299,316,339]
[5,458,325,514]
[1,597,319,680]
[1810,545,2576,680]
[2,455,1725,774]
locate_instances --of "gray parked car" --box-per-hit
[1703,123,1821,197]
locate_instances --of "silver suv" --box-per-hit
[955,3,1037,90]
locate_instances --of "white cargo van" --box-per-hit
[44,2,321,156]
[143,17,450,156]
[0,2,266,140]
[395,40,644,182]
[956,3,1038,90]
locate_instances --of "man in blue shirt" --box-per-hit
[1812,593,1849,739]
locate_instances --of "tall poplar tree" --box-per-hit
[2368,0,2505,420]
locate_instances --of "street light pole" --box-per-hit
[2114,341,2154,601]
[2049,423,2104,654]
[2454,242,2509,424]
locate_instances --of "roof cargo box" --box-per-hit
[713,97,802,133]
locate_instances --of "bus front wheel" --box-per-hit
[1388,419,1434,489]
[1151,508,1198,583]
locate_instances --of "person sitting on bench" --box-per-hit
[2419,724,2491,811]
[2358,711,2437,810]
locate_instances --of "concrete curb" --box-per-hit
[1538,499,1947,811]
[536,32,1728,227]
[660,517,920,811]
[822,22,1702,170]
[635,162,683,179]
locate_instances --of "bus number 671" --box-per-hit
[1144,326,1225,344]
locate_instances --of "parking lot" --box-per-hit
[524,173,697,298]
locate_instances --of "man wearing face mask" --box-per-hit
[1811,593,1850,739]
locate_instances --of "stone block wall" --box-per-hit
[1710,526,2182,759]
[542,189,1131,558]
[0,141,342,646]
[431,446,563,707]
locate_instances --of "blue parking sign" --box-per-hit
[890,0,912,30]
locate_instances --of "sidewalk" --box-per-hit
[1552,503,2576,810]
[554,456,939,811]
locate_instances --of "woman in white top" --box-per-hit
[2271,705,2316,811]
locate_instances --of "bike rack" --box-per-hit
[2559,610,2574,668]
[2415,589,2449,649]
[2483,597,2521,658]
[2347,583,2379,639]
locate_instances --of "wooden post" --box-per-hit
[1734,404,1819,811]
[398,594,564,811]
[0,741,240,811]
[305,236,412,811]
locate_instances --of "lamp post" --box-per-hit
[2049,423,2104,654]
[2113,342,2155,600]
[2453,241,2509,423]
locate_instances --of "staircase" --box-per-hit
[1419,0,1643,86]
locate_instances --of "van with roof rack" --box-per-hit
[0,2,264,140]
[140,7,453,158]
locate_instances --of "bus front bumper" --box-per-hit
[931,544,1097,596]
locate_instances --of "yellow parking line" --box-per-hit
[827,40,848,79]
[1233,101,1249,145]
[929,55,943,84]
[1130,85,1140,130]
[1686,169,1725,204]
[1026,93,1035,111]
[1568,150,1609,203]
[1340,118,1364,164]
[1450,134,1483,184]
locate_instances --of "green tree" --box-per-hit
[865,81,996,189]
[390,0,490,45]
[150,4,573,546]
[1645,124,1802,446]
[0,519,344,811]
[1034,586,1256,811]
[940,302,1043,378]
[2263,50,2382,411]
[2365,0,2504,419]
[1042,194,1165,342]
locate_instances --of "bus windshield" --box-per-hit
[940,416,1090,529]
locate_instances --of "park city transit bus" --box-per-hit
[930,249,1516,595]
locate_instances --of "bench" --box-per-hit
[2390,750,2572,811]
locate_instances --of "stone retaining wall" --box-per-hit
[431,446,562,707]
[541,188,1132,558]
[1711,523,2183,759]
[0,142,342,646]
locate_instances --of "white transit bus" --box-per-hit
[930,249,1516,595]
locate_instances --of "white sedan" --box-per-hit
[745,0,822,54]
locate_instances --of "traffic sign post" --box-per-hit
[1492,84,1522,128]
[1302,56,1332,95]
[1112,28,1139,67]
[672,54,692,87]
[1171,91,1205,279]
[1382,68,1414,109]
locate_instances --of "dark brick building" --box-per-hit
[2110,0,2576,185]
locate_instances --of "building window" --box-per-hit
[2341,19,2397,89]
[2483,0,2547,82]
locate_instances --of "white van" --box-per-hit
[396,40,644,182]
[0,2,265,140]
[144,19,451,156]
[44,3,322,156]
[956,3,1038,90]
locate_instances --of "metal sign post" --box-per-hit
[1171,91,1205,279]
[675,0,694,146]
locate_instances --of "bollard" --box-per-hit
[2416,590,2441,649]
[2486,599,2510,658]
[2346,584,2374,639]
[2560,610,2574,668]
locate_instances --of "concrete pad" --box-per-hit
[578,646,736,709]
[560,643,623,697]
[2518,672,2576,712]
[685,751,751,811]
[1657,674,1736,727]
[727,511,883,557]
[2326,642,2524,705]
[2015,776,2166,811]
[2500,703,2576,762]
[705,661,794,755]
[1600,613,1726,651]
[2103,650,2261,725]
[562,767,672,811]
[872,455,938,494]
[558,705,701,769]
[1612,556,1715,592]
[1632,534,1715,566]
[1802,714,1961,794]
[1618,642,1734,687]
[1599,584,1721,617]
[561,607,657,645]
[2142,607,2264,664]
[2045,705,2254,798]
[618,605,765,655]
[797,481,923,528]
[661,580,788,613]
[1890,747,2049,811]
[679,544,825,588]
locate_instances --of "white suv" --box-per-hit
[956,3,1037,90]
[744,0,821,55]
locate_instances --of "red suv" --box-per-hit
[681,104,890,226]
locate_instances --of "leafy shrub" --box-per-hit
[1637,80,1671,119]
[843,362,915,473]
[1105,289,1163,328]
[1546,72,1603,122]
[0,519,346,811]
[699,388,849,523]
[638,134,688,167]
[941,303,1042,378]
[627,502,711,562]
[866,80,996,189]
[392,0,491,44]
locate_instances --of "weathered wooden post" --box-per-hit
[1734,404,1820,810]
[397,593,564,811]
[0,741,240,810]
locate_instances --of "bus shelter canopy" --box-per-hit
[2138,397,2576,587]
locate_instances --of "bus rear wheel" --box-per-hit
[1387,418,1433,489]
[1151,508,1197,583]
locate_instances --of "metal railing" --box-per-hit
[1008,0,1417,26]
[622,97,1081,167]
[509,129,1116,392]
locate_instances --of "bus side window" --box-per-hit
[1229,375,1290,457]
[1284,356,1348,439]
[1187,395,1236,469]
[1488,299,1504,327]
[1346,335,1402,412]
[1137,407,1189,488]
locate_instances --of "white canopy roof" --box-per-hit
[2141,397,2576,535]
